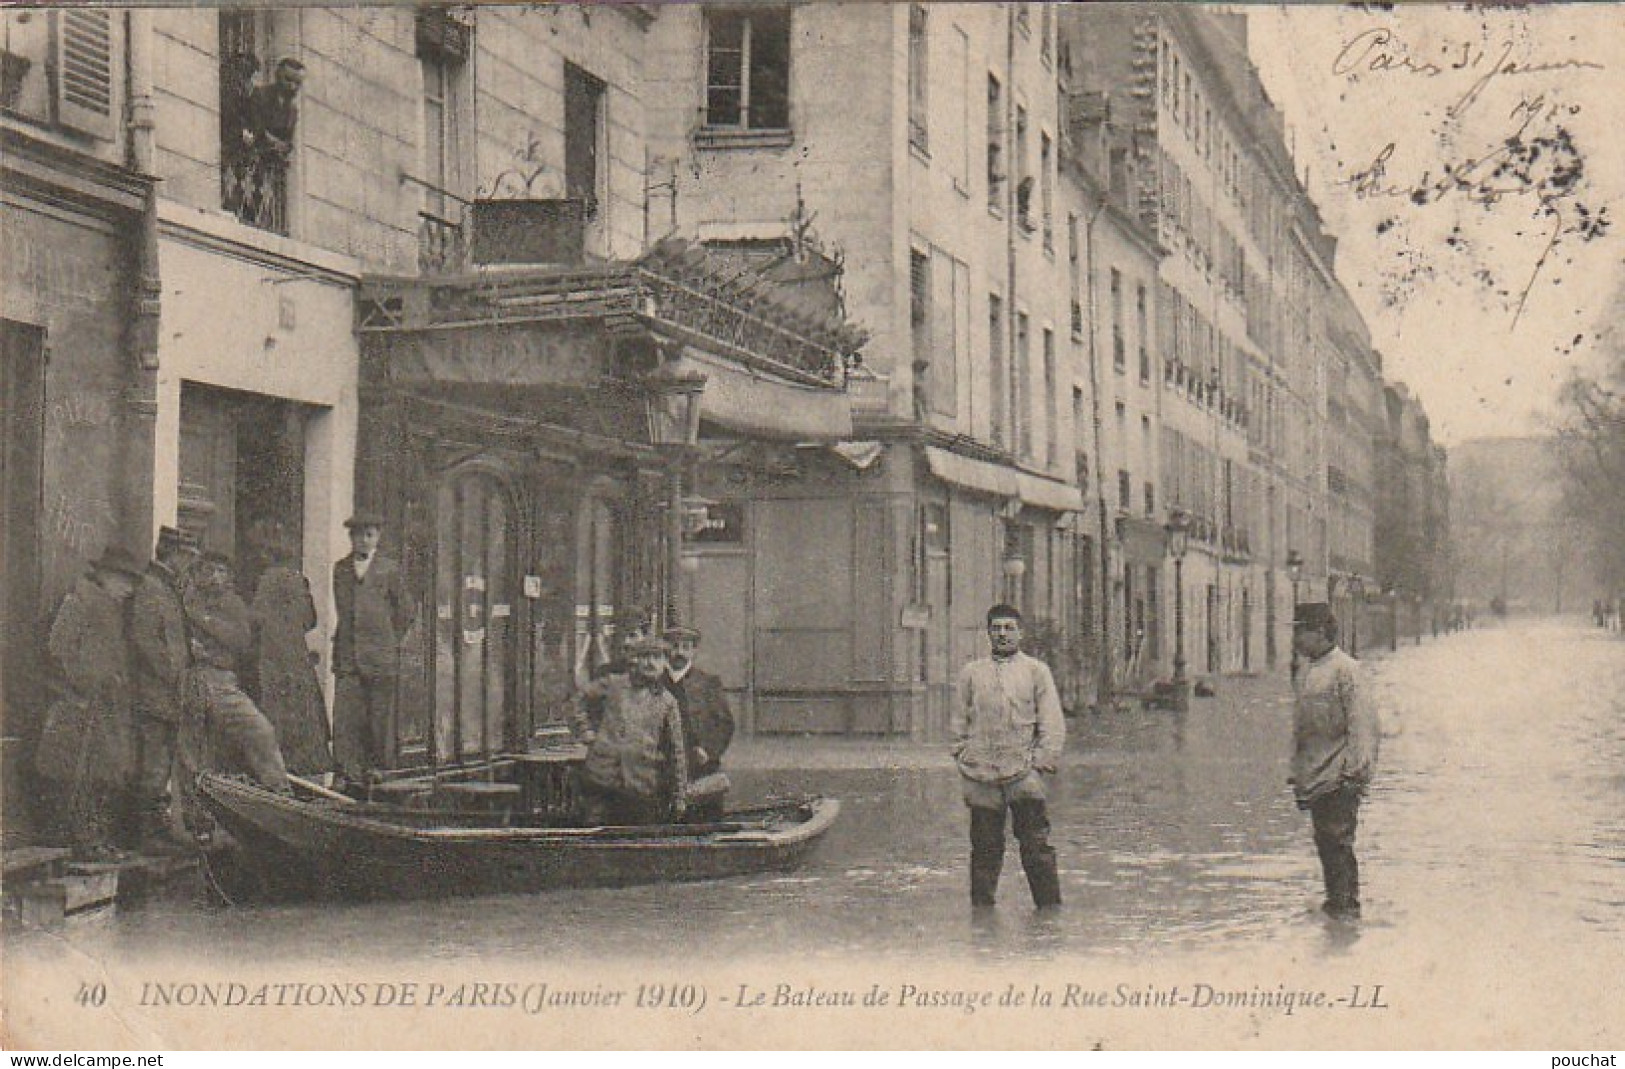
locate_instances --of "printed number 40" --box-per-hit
[77,982,107,1007]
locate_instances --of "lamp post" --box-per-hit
[1164,508,1191,712]
[1387,586,1399,652]
[1286,549,1303,681]
[1346,573,1365,657]
[644,362,707,631]
[1413,592,1423,646]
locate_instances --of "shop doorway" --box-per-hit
[177,383,311,592]
[2,321,46,743]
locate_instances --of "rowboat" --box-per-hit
[195,764,839,901]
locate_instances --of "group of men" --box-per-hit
[35,510,413,861]
[950,599,1380,921]
[569,616,736,827]
[37,527,291,861]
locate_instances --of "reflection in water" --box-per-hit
[18,621,1625,969]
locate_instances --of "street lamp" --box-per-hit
[1346,573,1365,657]
[1286,549,1304,609]
[644,362,708,630]
[1387,586,1399,652]
[1164,508,1191,712]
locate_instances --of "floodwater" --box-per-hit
[25,619,1625,972]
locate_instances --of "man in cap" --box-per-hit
[331,511,413,788]
[952,603,1066,910]
[37,546,143,860]
[127,525,200,852]
[662,625,734,823]
[1290,602,1380,919]
[182,551,290,795]
[570,633,689,826]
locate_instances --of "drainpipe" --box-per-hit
[123,9,162,554]
[1083,192,1113,709]
[1004,2,1020,503]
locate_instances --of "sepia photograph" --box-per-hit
[1,0,1622,1051]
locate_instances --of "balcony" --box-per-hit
[221,150,288,236]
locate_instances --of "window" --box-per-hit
[1040,130,1053,251]
[1144,481,1156,518]
[1110,268,1125,371]
[910,248,930,415]
[1068,213,1083,338]
[986,73,1004,211]
[703,6,790,132]
[1014,104,1032,231]
[1118,469,1132,511]
[907,4,928,153]
[219,10,294,235]
[564,62,606,220]
[3,9,118,137]
[990,294,1006,447]
[1136,283,1150,383]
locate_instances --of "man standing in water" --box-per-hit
[952,603,1066,909]
[1291,602,1380,919]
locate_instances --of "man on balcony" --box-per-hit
[249,57,305,161]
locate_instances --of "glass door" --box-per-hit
[434,470,515,763]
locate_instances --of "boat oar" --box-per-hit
[288,773,359,806]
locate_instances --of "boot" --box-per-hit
[1012,799,1062,909]
[968,806,1006,906]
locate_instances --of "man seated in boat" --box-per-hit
[181,552,292,797]
[662,625,735,823]
[568,633,689,826]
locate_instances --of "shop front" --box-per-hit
[2,129,154,839]
[355,240,864,768]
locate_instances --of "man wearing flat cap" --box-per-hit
[570,633,689,825]
[1291,601,1380,919]
[128,525,200,852]
[332,511,413,788]
[663,625,734,822]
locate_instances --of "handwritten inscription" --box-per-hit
[45,491,115,556]
[1329,21,1611,327]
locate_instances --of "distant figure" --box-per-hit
[952,603,1066,910]
[570,634,688,826]
[183,552,290,795]
[128,525,201,854]
[663,625,735,823]
[37,547,144,861]
[1290,602,1380,920]
[251,527,331,779]
[331,512,413,788]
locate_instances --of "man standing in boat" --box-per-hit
[331,511,413,790]
[662,624,734,823]
[570,633,689,826]
[953,603,1066,910]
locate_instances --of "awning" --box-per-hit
[672,347,852,441]
[922,447,1084,513]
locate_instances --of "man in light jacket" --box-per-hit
[1291,602,1380,919]
[953,603,1066,909]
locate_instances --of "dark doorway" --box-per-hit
[178,382,310,593]
[2,321,47,750]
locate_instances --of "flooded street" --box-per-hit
[26,618,1625,962]
[11,618,1625,1046]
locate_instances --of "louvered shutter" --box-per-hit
[55,9,116,139]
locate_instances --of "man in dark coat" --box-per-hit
[662,625,735,822]
[331,512,413,787]
[248,57,304,159]
[569,635,688,826]
[128,525,200,852]
[38,546,143,860]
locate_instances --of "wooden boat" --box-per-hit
[195,763,839,901]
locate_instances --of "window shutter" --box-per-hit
[54,9,116,139]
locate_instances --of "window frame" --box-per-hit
[700,6,792,141]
